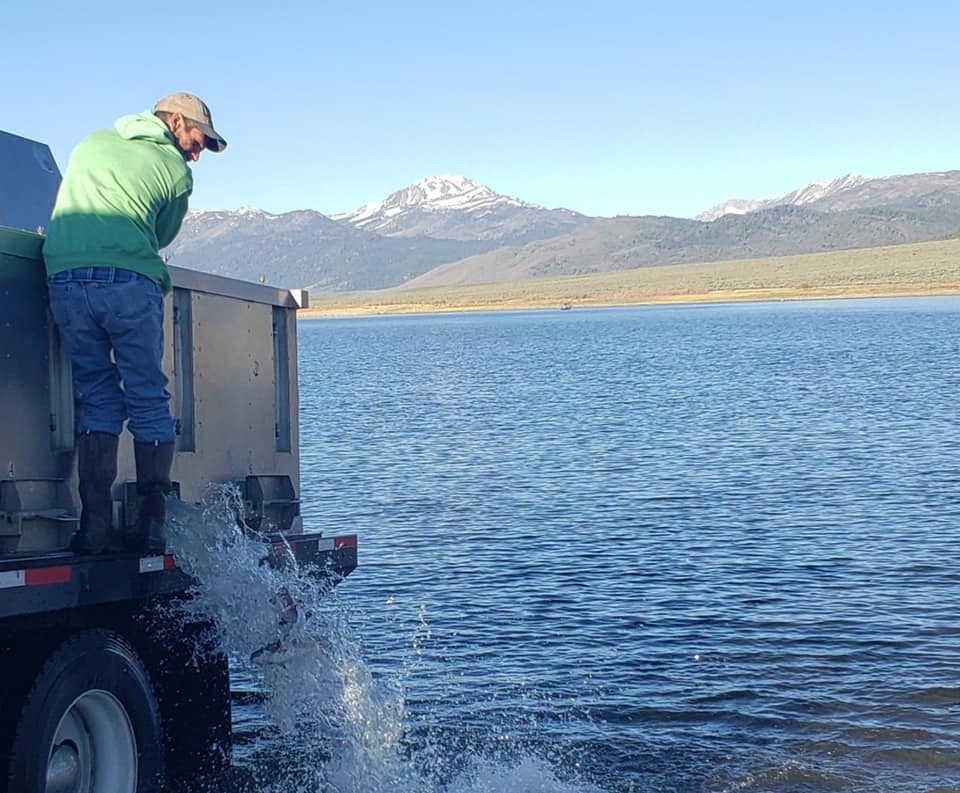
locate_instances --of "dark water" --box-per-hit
[251,297,960,791]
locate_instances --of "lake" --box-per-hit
[228,296,960,792]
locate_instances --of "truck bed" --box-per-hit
[0,532,357,619]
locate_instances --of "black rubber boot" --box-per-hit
[73,431,119,554]
[133,440,175,554]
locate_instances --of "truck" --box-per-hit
[0,129,357,793]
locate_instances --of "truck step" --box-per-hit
[239,474,301,533]
[0,479,78,554]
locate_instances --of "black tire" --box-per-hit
[6,628,164,793]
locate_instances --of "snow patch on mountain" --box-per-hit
[697,173,872,221]
[776,173,871,207]
[333,175,537,231]
[185,207,281,223]
[698,198,770,219]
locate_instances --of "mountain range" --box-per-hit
[331,175,588,243]
[163,170,960,293]
[695,174,872,221]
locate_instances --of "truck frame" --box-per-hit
[0,129,356,793]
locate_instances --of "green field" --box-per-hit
[302,237,960,316]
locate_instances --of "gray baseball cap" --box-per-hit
[153,92,227,152]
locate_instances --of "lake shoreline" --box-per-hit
[300,283,960,317]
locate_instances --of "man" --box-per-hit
[43,92,227,554]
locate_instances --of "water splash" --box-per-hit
[163,488,607,793]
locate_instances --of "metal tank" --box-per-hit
[0,129,309,554]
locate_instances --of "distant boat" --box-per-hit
[560,303,572,311]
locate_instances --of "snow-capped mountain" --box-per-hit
[776,173,871,206]
[697,174,871,221]
[696,197,770,220]
[335,175,528,227]
[333,175,590,242]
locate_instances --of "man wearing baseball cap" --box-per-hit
[43,92,227,555]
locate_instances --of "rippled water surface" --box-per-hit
[241,297,960,791]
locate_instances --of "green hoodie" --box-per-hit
[42,112,193,293]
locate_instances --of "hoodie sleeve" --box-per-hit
[156,173,193,249]
[156,194,190,249]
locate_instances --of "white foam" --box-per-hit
[163,490,606,793]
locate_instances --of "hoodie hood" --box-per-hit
[115,111,175,146]
[43,110,193,294]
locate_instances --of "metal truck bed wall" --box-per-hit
[0,225,309,554]
[0,130,60,233]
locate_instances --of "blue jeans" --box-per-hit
[47,267,175,443]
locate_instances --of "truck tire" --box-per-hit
[6,628,164,793]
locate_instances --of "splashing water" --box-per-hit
[163,489,608,793]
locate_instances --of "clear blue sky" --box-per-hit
[4,1,958,219]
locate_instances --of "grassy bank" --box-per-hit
[301,237,960,316]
